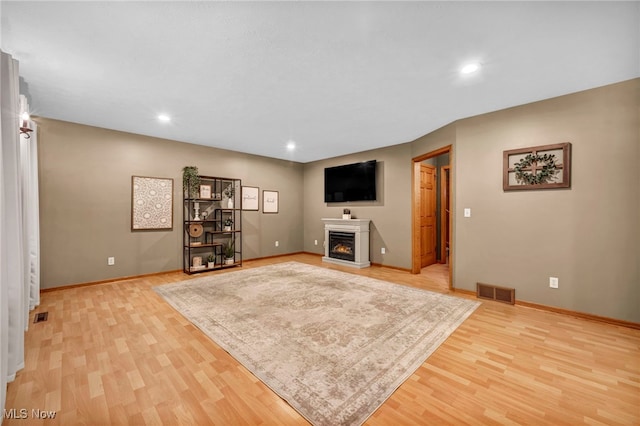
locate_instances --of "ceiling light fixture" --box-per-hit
[460,63,481,75]
[157,114,171,122]
[286,140,296,151]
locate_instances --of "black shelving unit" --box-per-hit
[183,175,242,274]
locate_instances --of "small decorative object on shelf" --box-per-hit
[188,223,203,238]
[193,202,201,220]
[223,184,235,209]
[343,208,351,220]
[192,256,203,271]
[183,174,242,274]
[182,166,200,198]
[223,240,235,265]
[199,184,212,199]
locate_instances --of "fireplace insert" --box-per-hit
[328,231,356,262]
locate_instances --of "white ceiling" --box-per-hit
[1,1,638,163]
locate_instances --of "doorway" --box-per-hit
[412,145,453,290]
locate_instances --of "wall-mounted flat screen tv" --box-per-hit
[324,160,377,202]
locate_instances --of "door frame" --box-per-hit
[411,145,453,289]
[439,165,451,264]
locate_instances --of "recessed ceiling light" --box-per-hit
[460,63,481,74]
[286,140,296,151]
[157,114,171,122]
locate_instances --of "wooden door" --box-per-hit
[420,164,436,267]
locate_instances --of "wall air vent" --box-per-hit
[476,283,515,305]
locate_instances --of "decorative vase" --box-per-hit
[224,226,231,232]
[207,261,215,269]
[227,198,234,209]
[193,202,201,220]
[225,258,234,265]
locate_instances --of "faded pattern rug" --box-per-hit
[154,261,479,426]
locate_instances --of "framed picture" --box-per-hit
[263,190,279,214]
[242,186,259,211]
[199,184,212,199]
[131,176,173,230]
[503,142,571,191]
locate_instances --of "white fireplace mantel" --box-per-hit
[322,218,371,268]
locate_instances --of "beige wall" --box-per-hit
[303,143,413,268]
[38,78,639,322]
[411,78,640,322]
[37,118,304,289]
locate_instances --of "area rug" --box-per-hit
[154,261,479,425]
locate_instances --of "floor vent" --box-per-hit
[34,312,48,323]
[476,283,515,305]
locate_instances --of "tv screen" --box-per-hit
[324,160,377,202]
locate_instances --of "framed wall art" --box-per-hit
[199,184,212,199]
[503,142,571,191]
[263,190,279,214]
[131,176,174,230]
[242,186,259,211]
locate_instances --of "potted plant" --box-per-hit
[223,218,233,231]
[206,253,215,269]
[223,184,235,208]
[182,166,200,198]
[223,240,235,265]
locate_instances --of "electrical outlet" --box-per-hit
[108,257,115,266]
[549,277,558,288]
[314,240,318,245]
[275,241,279,247]
[381,247,386,254]
[464,208,471,218]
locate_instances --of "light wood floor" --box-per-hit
[421,263,450,289]
[4,253,640,425]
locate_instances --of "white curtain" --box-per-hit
[20,96,40,312]
[0,49,40,412]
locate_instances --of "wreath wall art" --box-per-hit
[503,143,571,191]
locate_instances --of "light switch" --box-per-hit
[464,208,471,218]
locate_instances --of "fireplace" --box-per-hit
[329,231,355,262]
[322,218,370,268]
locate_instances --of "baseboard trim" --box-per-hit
[299,252,412,272]
[370,262,412,273]
[300,251,323,258]
[453,288,475,296]
[515,300,640,330]
[247,252,309,262]
[452,288,640,330]
[41,269,183,292]
[42,256,638,330]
